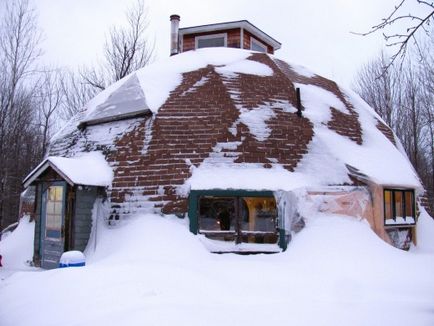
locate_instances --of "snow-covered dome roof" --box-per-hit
[51,48,421,191]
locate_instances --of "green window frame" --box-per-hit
[188,189,287,250]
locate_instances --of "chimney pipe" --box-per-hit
[170,14,180,56]
[296,88,302,117]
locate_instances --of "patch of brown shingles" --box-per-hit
[225,54,314,171]
[109,65,240,216]
[274,58,363,145]
[376,119,396,146]
[108,54,316,216]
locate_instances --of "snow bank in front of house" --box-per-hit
[1,213,434,326]
[48,151,113,187]
[0,216,36,279]
[413,207,434,253]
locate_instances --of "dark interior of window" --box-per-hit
[198,196,277,244]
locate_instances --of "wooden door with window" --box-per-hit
[40,183,66,269]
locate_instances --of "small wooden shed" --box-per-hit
[23,153,112,269]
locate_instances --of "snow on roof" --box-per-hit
[80,74,150,127]
[56,48,421,192]
[23,151,113,188]
[80,48,270,122]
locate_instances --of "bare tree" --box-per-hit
[353,52,400,128]
[59,70,97,120]
[355,0,434,70]
[35,70,64,156]
[81,0,153,92]
[395,63,424,170]
[353,43,434,214]
[418,39,434,212]
[0,0,43,230]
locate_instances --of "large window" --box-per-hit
[384,189,415,225]
[195,33,227,49]
[197,195,277,244]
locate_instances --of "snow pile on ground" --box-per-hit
[0,216,36,280]
[1,213,434,326]
[413,207,434,253]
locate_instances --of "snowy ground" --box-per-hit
[1,213,434,326]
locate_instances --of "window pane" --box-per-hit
[55,186,63,201]
[384,190,393,221]
[198,197,235,232]
[251,40,267,53]
[240,197,277,243]
[46,201,55,215]
[48,187,56,201]
[197,37,225,48]
[46,213,61,231]
[394,191,403,218]
[405,191,414,219]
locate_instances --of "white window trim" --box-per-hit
[195,33,228,49]
[250,37,268,53]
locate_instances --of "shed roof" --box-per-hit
[23,152,113,188]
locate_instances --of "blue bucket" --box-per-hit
[59,251,86,268]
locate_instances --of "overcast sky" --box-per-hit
[30,0,422,88]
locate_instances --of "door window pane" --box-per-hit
[45,186,64,239]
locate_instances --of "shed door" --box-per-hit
[40,183,66,269]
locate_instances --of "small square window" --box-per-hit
[384,189,416,226]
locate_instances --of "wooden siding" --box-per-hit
[182,28,241,52]
[73,187,98,251]
[243,30,274,54]
[33,183,42,266]
[182,29,275,54]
